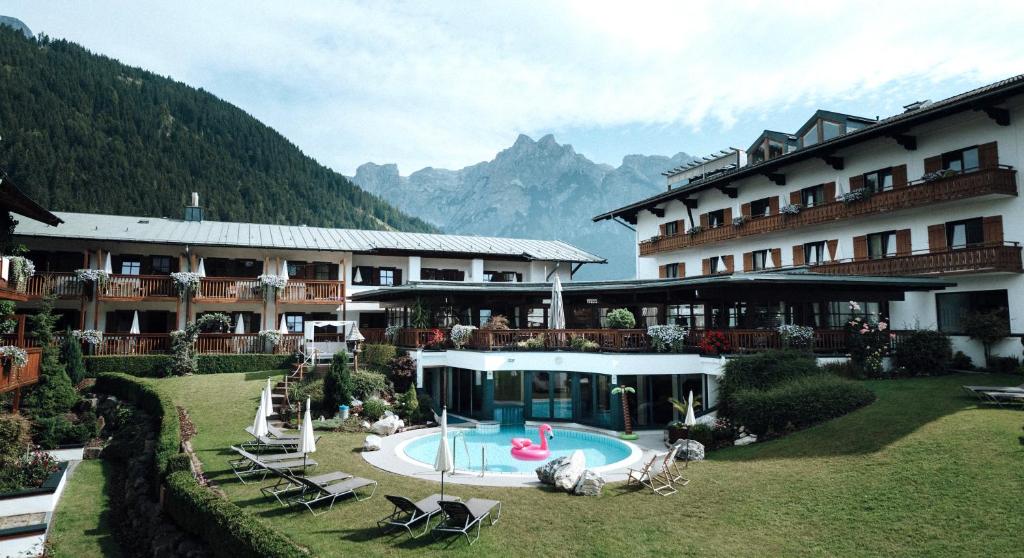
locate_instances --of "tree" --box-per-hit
[22,298,77,417]
[611,385,637,439]
[961,310,1010,368]
[323,351,353,416]
[60,328,87,385]
[170,313,232,375]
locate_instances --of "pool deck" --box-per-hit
[361,424,671,488]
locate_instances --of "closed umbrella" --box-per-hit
[299,397,316,471]
[279,314,289,335]
[264,378,274,418]
[683,390,697,465]
[129,311,141,335]
[103,252,113,274]
[548,274,565,330]
[196,258,206,277]
[252,390,269,439]
[434,407,455,500]
[352,266,362,284]
[280,260,289,281]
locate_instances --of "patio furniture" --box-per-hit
[962,384,1024,400]
[432,498,501,546]
[378,494,460,538]
[665,440,690,487]
[287,474,377,515]
[260,467,352,506]
[229,446,317,483]
[626,451,677,496]
[980,390,1024,408]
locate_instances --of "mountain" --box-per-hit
[0,25,435,233]
[352,134,692,279]
[0,16,32,38]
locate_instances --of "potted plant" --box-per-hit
[780,203,802,216]
[698,331,731,355]
[732,215,747,227]
[611,384,638,440]
[606,308,636,329]
[450,324,476,348]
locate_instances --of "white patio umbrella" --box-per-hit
[196,258,206,277]
[299,397,317,471]
[434,407,455,500]
[252,390,269,438]
[684,390,697,427]
[352,266,362,284]
[280,259,289,280]
[102,252,112,274]
[129,311,141,335]
[264,378,274,418]
[548,274,565,330]
[234,313,245,334]
[278,314,289,335]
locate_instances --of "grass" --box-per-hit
[142,371,1024,557]
[48,459,122,558]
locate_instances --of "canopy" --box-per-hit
[302,320,358,343]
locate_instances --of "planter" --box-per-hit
[667,426,688,445]
[0,461,69,517]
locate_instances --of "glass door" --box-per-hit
[552,372,572,419]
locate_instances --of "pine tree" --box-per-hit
[22,298,78,417]
[322,352,353,416]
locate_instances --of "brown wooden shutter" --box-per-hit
[927,224,947,253]
[659,265,667,278]
[891,164,907,188]
[702,258,711,276]
[659,223,667,237]
[394,268,403,285]
[789,190,802,205]
[827,239,839,261]
[677,262,686,277]
[740,202,751,217]
[896,229,912,256]
[742,251,753,272]
[723,255,735,273]
[924,155,942,174]
[723,207,733,223]
[853,235,868,260]
[771,248,782,268]
[676,219,686,234]
[768,197,779,215]
[849,174,865,191]
[824,182,836,202]
[700,213,709,228]
[978,141,999,169]
[792,244,806,266]
[983,216,1004,244]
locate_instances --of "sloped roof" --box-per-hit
[0,175,62,226]
[13,211,605,263]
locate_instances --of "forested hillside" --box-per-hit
[0,26,435,232]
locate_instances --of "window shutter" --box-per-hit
[771,248,782,268]
[394,269,403,286]
[659,223,667,237]
[768,197,779,214]
[700,213,709,228]
[455,270,466,281]
[927,224,947,253]
[849,175,865,191]
[723,207,733,223]
[924,155,942,174]
[827,239,839,261]
[896,229,912,256]
[891,164,907,188]
[702,258,711,276]
[853,235,867,260]
[742,251,753,272]
[659,265,667,278]
[824,182,836,202]
[677,219,686,233]
[677,262,685,277]
[983,216,1004,244]
[740,202,751,217]
[723,255,735,273]
[789,190,801,205]
[978,141,999,169]
[792,244,806,266]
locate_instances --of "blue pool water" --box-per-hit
[402,425,633,474]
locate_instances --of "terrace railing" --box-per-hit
[278,279,345,303]
[360,328,387,344]
[99,274,176,301]
[812,242,1023,276]
[195,277,263,302]
[24,272,83,299]
[0,347,42,394]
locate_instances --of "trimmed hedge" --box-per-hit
[730,374,875,437]
[893,330,952,375]
[351,370,389,399]
[85,353,294,378]
[94,372,180,484]
[361,343,397,368]
[719,350,821,414]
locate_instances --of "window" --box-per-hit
[287,262,302,277]
[801,184,825,207]
[493,371,523,405]
[285,314,303,333]
[847,121,867,133]
[750,145,766,164]
[526,307,546,328]
[941,146,980,173]
[936,290,1009,334]
[479,309,492,327]
[664,263,680,278]
[664,221,678,235]
[863,168,894,193]
[121,259,141,275]
[946,218,984,249]
[707,209,725,228]
[751,250,769,271]
[151,256,171,274]
[804,241,827,265]
[313,262,331,280]
[767,140,784,159]
[802,126,819,147]
[708,257,720,274]
[867,231,897,259]
[822,120,842,141]
[667,304,704,328]
[379,268,395,286]
[749,197,772,217]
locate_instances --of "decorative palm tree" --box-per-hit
[611,385,637,439]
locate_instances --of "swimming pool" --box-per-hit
[399,425,638,475]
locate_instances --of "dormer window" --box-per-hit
[802,126,819,147]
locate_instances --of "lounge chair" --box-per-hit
[432,499,501,546]
[229,446,317,483]
[962,384,1024,400]
[287,474,377,515]
[241,430,301,452]
[665,441,691,487]
[260,467,352,506]
[246,423,302,441]
[378,494,460,538]
[979,390,1024,408]
[626,451,677,496]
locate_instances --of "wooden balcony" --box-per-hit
[87,332,304,355]
[99,274,176,301]
[360,328,387,344]
[194,277,262,303]
[812,243,1023,276]
[22,272,84,299]
[0,347,42,394]
[640,167,1018,255]
[278,279,345,304]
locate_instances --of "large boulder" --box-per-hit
[363,434,382,451]
[370,415,404,436]
[536,456,570,485]
[572,469,605,496]
[673,439,705,462]
[553,450,586,492]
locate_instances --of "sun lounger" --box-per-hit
[287,474,377,515]
[229,446,317,483]
[260,468,352,506]
[962,384,1024,400]
[378,494,461,538]
[626,451,678,496]
[980,390,1024,408]
[432,499,501,546]
[246,424,300,441]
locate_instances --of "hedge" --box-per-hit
[718,350,821,414]
[730,374,876,437]
[94,373,305,558]
[361,343,397,368]
[85,353,294,378]
[893,330,953,375]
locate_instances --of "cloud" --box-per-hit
[9,0,1024,172]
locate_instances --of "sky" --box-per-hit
[8,1,1024,174]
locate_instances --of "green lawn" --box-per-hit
[147,371,1023,557]
[49,459,122,558]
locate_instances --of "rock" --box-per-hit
[363,434,382,451]
[370,414,404,436]
[734,434,757,446]
[536,456,570,485]
[553,450,586,492]
[673,439,705,461]
[360,420,372,430]
[572,469,605,496]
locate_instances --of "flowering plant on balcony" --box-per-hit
[70,329,104,346]
[647,324,688,352]
[780,203,802,216]
[170,271,202,299]
[568,334,600,352]
[778,324,815,349]
[922,169,958,182]
[516,333,546,350]
[697,331,731,355]
[258,329,283,348]
[845,301,892,377]
[7,256,34,291]
[450,324,476,348]
[0,345,28,367]
[686,225,703,236]
[732,215,747,227]
[836,190,867,204]
[258,274,288,300]
[426,327,447,349]
[74,268,110,290]
[384,324,402,342]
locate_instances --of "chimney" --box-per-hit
[185,192,203,222]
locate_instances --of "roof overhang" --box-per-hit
[1,175,62,227]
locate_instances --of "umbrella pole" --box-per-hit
[440,470,444,500]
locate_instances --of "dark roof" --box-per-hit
[0,174,62,227]
[595,74,1024,223]
[793,109,875,138]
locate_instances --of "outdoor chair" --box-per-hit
[962,384,1024,400]
[241,428,308,452]
[378,494,460,538]
[229,446,318,483]
[979,390,1024,408]
[665,441,691,487]
[287,474,377,515]
[432,498,501,546]
[260,467,352,506]
[626,451,677,496]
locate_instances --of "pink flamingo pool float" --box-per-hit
[510,424,554,460]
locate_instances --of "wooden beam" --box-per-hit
[763,172,786,186]
[648,207,665,218]
[716,185,738,198]
[682,198,699,209]
[981,106,1010,126]
[821,155,844,170]
[889,133,917,151]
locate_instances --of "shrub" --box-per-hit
[352,370,389,399]
[32,413,97,449]
[569,335,599,352]
[361,344,397,368]
[388,355,416,392]
[893,330,952,375]
[951,351,974,370]
[322,352,353,415]
[0,414,30,468]
[60,330,87,384]
[730,374,875,438]
[417,393,436,423]
[961,309,1009,367]
[719,350,821,415]
[481,315,510,330]
[291,379,324,412]
[84,354,293,378]
[362,398,389,422]
[988,356,1020,374]
[23,298,78,419]
[819,360,863,379]
[394,385,420,421]
[94,373,180,483]
[685,423,714,448]
[606,308,636,329]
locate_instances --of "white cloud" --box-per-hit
[9,0,1024,172]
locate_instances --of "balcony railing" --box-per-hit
[2,332,306,356]
[812,242,1023,276]
[468,329,653,352]
[24,272,84,299]
[0,347,42,394]
[278,279,345,304]
[99,274,176,301]
[360,328,387,344]
[195,277,263,303]
[640,167,1018,255]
